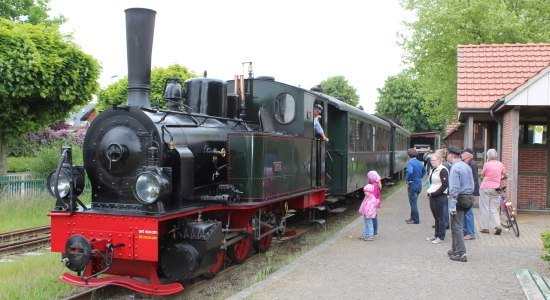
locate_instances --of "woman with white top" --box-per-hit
[426,154,449,244]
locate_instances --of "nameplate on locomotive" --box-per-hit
[273,162,282,173]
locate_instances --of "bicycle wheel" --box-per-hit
[500,206,511,228]
[509,209,520,237]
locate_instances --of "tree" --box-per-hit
[319,75,360,107]
[0,19,100,175]
[400,0,550,126]
[97,64,197,110]
[0,0,65,25]
[376,71,438,133]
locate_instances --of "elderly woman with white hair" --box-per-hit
[479,149,507,235]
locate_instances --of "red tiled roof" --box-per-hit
[446,122,461,135]
[457,44,550,109]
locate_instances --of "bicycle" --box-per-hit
[495,186,520,237]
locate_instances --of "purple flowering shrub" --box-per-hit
[8,128,86,157]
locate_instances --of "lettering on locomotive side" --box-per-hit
[138,229,158,240]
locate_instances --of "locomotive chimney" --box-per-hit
[125,8,156,108]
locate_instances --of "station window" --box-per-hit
[273,93,296,124]
[519,124,547,145]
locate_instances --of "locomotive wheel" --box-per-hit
[204,251,225,278]
[227,235,252,264]
[253,226,273,253]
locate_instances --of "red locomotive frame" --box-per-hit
[49,190,325,295]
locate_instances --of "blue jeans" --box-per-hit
[363,217,374,238]
[444,197,449,228]
[463,207,475,237]
[373,215,378,235]
[408,185,421,223]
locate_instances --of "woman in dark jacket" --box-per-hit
[426,154,449,244]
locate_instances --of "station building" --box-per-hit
[444,44,550,211]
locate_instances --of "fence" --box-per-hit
[0,173,48,199]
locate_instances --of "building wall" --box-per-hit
[517,146,548,209]
[501,109,516,204]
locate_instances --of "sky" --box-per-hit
[49,0,412,113]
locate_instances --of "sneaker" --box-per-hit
[406,220,419,224]
[431,238,443,244]
[479,229,490,234]
[450,253,467,262]
[494,227,502,235]
[447,249,456,256]
[426,236,436,241]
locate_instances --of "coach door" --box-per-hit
[325,106,347,195]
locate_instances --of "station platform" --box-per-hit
[229,183,550,300]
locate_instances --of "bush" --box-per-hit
[7,157,38,173]
[29,145,84,178]
[543,231,550,262]
[8,128,86,157]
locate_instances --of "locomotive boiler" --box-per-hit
[47,8,410,295]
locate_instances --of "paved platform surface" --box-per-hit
[230,183,550,300]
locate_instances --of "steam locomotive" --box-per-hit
[47,8,410,295]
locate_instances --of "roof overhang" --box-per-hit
[457,108,495,122]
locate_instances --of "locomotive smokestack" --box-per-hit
[125,8,156,108]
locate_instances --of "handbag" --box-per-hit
[456,194,473,211]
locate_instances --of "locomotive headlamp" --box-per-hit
[47,166,85,200]
[134,169,171,204]
[47,148,86,212]
[47,168,71,198]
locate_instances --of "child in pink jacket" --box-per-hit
[367,170,382,235]
[359,184,379,241]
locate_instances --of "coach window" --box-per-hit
[273,93,296,124]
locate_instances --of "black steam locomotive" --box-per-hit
[48,8,410,295]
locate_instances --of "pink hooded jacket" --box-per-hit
[367,171,382,208]
[359,184,379,218]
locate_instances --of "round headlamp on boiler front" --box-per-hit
[134,170,171,204]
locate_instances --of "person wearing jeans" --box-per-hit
[446,145,474,262]
[405,148,426,224]
[461,148,479,240]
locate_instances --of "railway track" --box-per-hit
[0,225,51,257]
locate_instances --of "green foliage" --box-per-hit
[29,145,83,178]
[400,0,550,126]
[543,231,550,262]
[7,156,37,172]
[0,0,65,25]
[319,75,360,107]
[0,19,99,143]
[376,71,438,133]
[97,64,197,110]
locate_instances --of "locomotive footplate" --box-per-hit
[61,272,183,295]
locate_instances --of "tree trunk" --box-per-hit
[0,135,7,176]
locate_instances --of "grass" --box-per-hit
[0,251,82,300]
[0,192,53,232]
[7,157,38,173]
[543,231,550,262]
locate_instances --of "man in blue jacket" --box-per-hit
[406,148,426,224]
